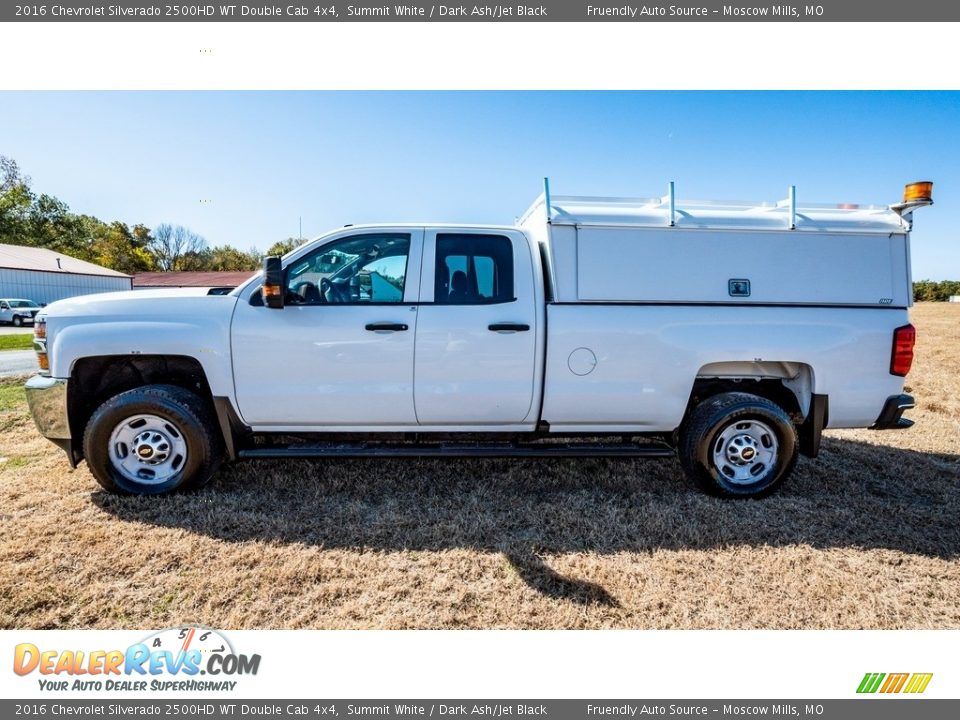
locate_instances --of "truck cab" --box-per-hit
[231,226,542,429]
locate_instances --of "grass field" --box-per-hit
[1,304,958,630]
[0,334,33,351]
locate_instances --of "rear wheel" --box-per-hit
[83,384,223,495]
[679,392,798,498]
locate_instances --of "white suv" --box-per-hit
[0,298,41,327]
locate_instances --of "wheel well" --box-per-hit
[68,355,214,458]
[686,377,803,422]
[685,361,815,426]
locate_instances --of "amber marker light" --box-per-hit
[263,284,282,301]
[903,181,933,203]
[33,319,49,373]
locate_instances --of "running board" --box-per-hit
[238,441,674,460]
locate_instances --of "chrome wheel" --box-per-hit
[108,414,187,485]
[712,419,778,485]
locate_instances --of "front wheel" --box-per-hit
[83,384,223,495]
[12,315,23,327]
[679,392,798,498]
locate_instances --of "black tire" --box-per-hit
[12,315,23,327]
[678,392,798,498]
[83,384,223,495]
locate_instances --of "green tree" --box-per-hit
[0,181,32,244]
[27,193,90,259]
[265,237,306,257]
[913,280,960,302]
[205,244,261,271]
[87,219,157,274]
[0,155,29,192]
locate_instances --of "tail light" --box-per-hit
[890,324,916,377]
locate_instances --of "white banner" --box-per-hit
[2,629,955,699]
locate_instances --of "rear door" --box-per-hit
[413,229,538,426]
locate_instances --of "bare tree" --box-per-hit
[150,223,207,271]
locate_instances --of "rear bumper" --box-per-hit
[871,394,915,430]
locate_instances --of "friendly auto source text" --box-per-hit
[586,5,815,17]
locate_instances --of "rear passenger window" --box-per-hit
[435,234,513,304]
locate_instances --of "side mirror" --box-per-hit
[263,256,284,309]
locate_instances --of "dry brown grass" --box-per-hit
[1,303,958,630]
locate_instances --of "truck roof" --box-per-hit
[520,193,908,235]
[309,223,521,234]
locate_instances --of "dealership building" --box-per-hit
[0,243,132,304]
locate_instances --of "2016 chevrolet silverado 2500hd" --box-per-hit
[24,181,933,498]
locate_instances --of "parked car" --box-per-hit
[0,298,41,327]
[23,181,932,498]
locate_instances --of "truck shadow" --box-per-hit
[92,436,960,604]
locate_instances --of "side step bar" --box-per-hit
[238,441,675,460]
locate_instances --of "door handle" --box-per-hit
[365,322,409,332]
[488,323,530,332]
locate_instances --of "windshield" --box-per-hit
[9,300,38,309]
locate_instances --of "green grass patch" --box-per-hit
[0,456,30,471]
[0,335,33,351]
[0,381,27,412]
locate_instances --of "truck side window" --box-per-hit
[435,234,513,304]
[285,233,410,305]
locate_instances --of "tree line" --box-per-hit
[913,280,960,302]
[0,155,304,275]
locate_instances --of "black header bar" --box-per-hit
[3,1,958,22]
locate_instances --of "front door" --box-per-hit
[231,230,423,427]
[413,230,538,426]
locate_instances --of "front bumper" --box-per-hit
[871,393,915,430]
[24,376,75,465]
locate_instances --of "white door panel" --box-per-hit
[414,230,537,425]
[232,303,418,426]
[231,229,423,427]
[414,303,536,423]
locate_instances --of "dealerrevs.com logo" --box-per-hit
[13,626,260,693]
[857,673,933,694]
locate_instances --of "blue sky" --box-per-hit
[1,91,957,279]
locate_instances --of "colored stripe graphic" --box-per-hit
[857,672,932,694]
[904,673,934,694]
[880,673,909,693]
[857,673,885,693]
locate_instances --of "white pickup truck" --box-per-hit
[25,181,932,498]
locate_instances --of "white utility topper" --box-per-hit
[25,181,932,498]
